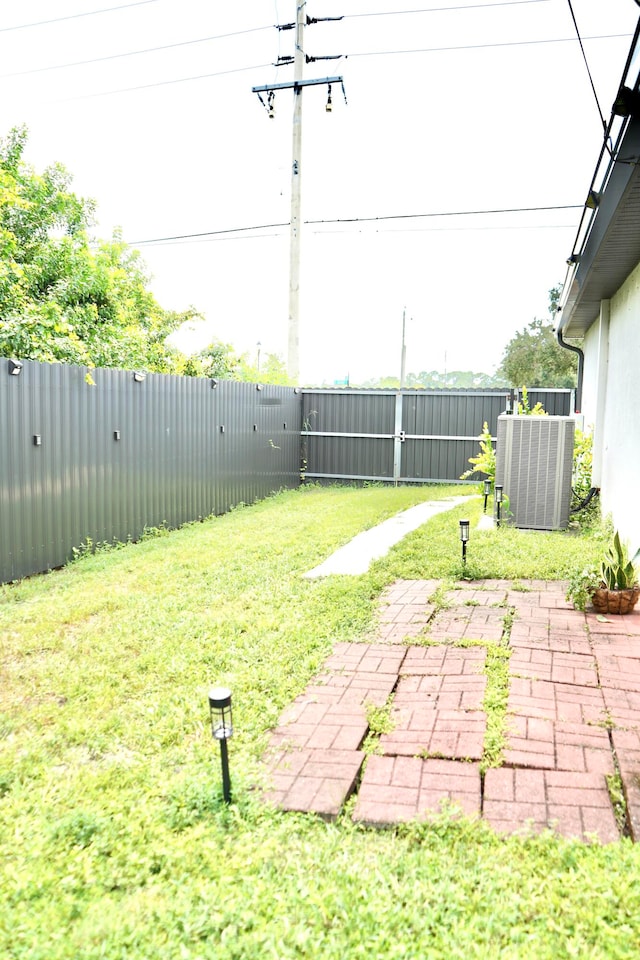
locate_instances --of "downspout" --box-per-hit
[556,315,584,414]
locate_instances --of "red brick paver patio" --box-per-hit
[262,579,640,843]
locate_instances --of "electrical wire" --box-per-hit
[344,0,551,18]
[308,205,582,225]
[128,204,582,246]
[0,0,555,80]
[0,0,159,33]
[565,0,607,132]
[55,63,274,102]
[350,33,632,59]
[33,32,631,104]
[131,222,576,247]
[0,26,275,79]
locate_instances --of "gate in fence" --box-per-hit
[301,388,573,484]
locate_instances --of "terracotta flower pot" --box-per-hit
[591,586,640,615]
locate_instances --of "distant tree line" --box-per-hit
[357,287,578,391]
[356,370,509,390]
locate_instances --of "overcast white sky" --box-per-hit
[2,0,638,384]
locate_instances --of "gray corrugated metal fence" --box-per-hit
[1,369,573,584]
[1,361,301,583]
[301,388,573,484]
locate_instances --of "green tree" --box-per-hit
[177,338,241,379]
[236,352,293,385]
[0,126,189,372]
[497,286,577,388]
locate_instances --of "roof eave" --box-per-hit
[559,116,640,339]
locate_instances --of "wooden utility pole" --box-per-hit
[288,2,305,383]
[252,5,345,383]
[400,307,407,389]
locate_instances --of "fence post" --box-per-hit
[393,392,403,486]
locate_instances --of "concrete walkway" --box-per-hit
[304,496,474,578]
[263,579,640,843]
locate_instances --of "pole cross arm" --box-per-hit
[252,76,344,93]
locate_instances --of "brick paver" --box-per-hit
[393,672,487,711]
[509,647,598,686]
[508,677,608,724]
[322,642,408,676]
[597,656,640,693]
[380,708,486,760]
[509,622,591,654]
[375,580,438,641]
[483,768,619,842]
[302,671,398,708]
[427,605,505,642]
[446,588,508,606]
[504,714,614,773]
[353,756,481,826]
[601,686,640,727]
[263,747,364,818]
[260,578,640,843]
[401,645,486,676]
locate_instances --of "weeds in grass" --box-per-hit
[365,699,395,736]
[606,773,629,837]
[482,645,512,771]
[362,698,396,754]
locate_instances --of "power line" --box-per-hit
[307,205,582,224]
[37,32,632,104]
[55,63,273,103]
[0,1,550,80]
[0,0,160,33]
[128,204,582,246]
[135,221,577,248]
[0,26,274,79]
[350,32,632,59]
[345,0,551,18]
[565,0,607,132]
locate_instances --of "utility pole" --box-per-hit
[288,2,305,384]
[400,307,407,389]
[252,5,346,384]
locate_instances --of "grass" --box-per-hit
[2,483,639,959]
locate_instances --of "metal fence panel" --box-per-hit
[1,361,301,583]
[526,390,572,416]
[302,388,573,484]
[301,389,396,434]
[304,435,395,481]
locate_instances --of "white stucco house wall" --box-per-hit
[557,18,640,552]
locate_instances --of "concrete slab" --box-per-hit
[304,496,474,578]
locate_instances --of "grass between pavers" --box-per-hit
[2,484,639,959]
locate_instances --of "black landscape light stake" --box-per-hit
[483,479,491,513]
[495,485,504,528]
[209,687,233,803]
[459,519,470,568]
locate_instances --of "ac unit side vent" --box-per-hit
[495,415,575,530]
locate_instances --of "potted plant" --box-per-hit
[566,531,640,614]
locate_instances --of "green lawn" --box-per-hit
[1,484,638,959]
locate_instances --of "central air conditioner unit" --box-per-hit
[495,414,575,530]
